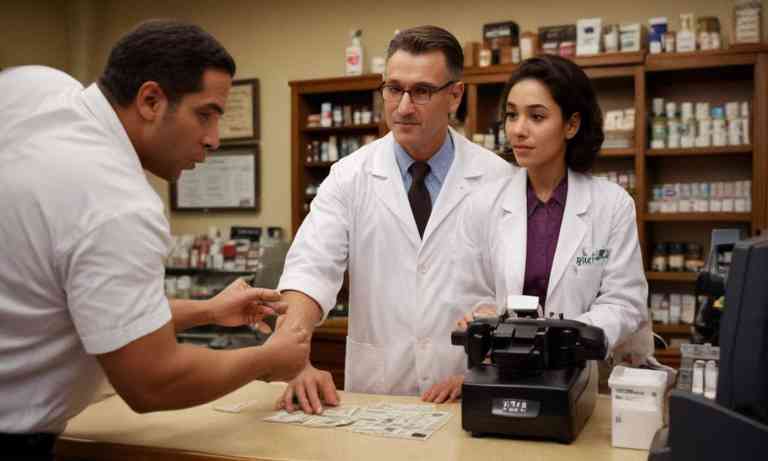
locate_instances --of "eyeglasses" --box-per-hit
[379,80,456,105]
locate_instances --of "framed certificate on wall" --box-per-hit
[170,145,259,212]
[219,78,259,142]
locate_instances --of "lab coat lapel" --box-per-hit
[369,134,421,248]
[548,170,590,298]
[501,169,529,296]
[421,129,481,242]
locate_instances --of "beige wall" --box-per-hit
[1,0,71,71]
[5,0,767,237]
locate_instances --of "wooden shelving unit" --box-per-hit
[289,74,387,233]
[289,48,768,371]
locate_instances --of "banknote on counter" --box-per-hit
[262,403,451,440]
[263,406,360,427]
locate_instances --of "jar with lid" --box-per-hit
[651,243,668,272]
[685,243,705,272]
[668,242,685,272]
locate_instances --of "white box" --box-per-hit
[620,24,642,52]
[577,18,603,56]
[608,366,667,450]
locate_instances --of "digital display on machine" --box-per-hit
[491,398,540,418]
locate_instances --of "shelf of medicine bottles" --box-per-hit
[653,323,692,335]
[646,145,752,157]
[645,45,767,71]
[302,123,379,133]
[644,212,752,222]
[646,271,698,282]
[305,161,335,168]
[165,268,255,277]
[600,148,635,158]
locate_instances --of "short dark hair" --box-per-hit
[99,19,236,107]
[386,25,463,80]
[501,55,604,172]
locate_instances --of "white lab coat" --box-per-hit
[279,128,514,395]
[456,168,653,361]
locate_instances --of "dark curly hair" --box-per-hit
[99,19,236,108]
[500,55,603,173]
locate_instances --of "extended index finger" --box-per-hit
[242,287,282,303]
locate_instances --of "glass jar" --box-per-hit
[668,242,685,272]
[685,243,705,272]
[651,243,668,272]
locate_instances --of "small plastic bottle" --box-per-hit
[692,360,706,394]
[345,29,364,76]
[704,360,718,400]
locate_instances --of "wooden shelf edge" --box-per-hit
[646,271,698,282]
[289,74,382,91]
[316,316,348,336]
[653,324,693,335]
[644,212,752,222]
[600,148,635,158]
[572,51,645,67]
[654,347,681,357]
[646,46,766,70]
[646,145,752,157]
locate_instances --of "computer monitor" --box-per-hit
[717,236,768,425]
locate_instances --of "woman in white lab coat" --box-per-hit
[422,54,653,403]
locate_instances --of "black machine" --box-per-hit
[452,310,607,443]
[649,236,768,460]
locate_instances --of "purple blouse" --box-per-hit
[522,176,568,311]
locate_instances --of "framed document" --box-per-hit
[219,79,259,142]
[170,145,259,212]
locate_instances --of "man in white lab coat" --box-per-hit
[276,25,514,413]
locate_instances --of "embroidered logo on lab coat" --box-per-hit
[576,248,611,267]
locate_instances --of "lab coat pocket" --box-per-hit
[344,338,386,394]
[569,265,604,304]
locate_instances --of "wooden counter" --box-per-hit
[56,381,647,461]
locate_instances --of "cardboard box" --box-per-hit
[577,18,603,55]
[483,21,520,49]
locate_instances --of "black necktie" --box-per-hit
[408,162,432,237]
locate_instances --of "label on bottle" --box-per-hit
[346,47,363,75]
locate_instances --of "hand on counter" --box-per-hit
[208,278,288,332]
[455,304,498,331]
[275,364,340,414]
[261,323,310,382]
[421,374,464,403]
